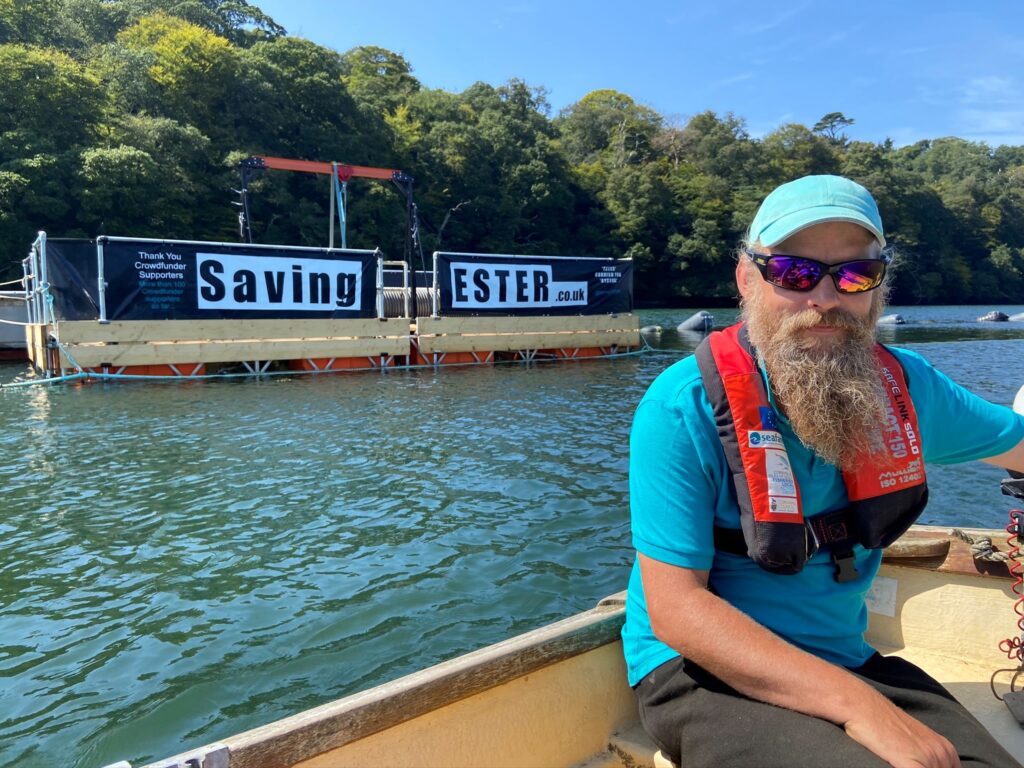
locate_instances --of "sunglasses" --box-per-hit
[744,249,889,294]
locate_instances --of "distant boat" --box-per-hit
[978,311,1010,322]
[877,313,905,325]
[121,525,1024,768]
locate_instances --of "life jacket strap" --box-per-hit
[806,508,856,550]
[714,507,862,582]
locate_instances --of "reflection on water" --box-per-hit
[0,304,1023,767]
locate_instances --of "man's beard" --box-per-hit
[741,275,888,470]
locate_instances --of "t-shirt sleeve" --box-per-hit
[895,348,1024,464]
[629,395,717,571]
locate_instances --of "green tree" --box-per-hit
[812,111,855,143]
[116,12,241,137]
[341,45,420,116]
[0,44,102,156]
[761,124,839,183]
[556,89,661,167]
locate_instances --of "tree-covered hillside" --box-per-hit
[3,0,1023,304]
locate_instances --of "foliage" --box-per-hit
[1,1,1023,305]
[813,111,855,143]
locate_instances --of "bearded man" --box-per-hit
[623,175,1024,768]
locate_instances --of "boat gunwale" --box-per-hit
[144,596,627,768]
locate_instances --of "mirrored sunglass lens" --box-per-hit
[835,261,885,293]
[766,257,822,290]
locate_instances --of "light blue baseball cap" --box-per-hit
[748,175,886,248]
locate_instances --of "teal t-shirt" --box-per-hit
[623,345,1024,687]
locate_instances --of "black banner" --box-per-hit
[45,240,101,321]
[435,253,632,316]
[46,239,379,321]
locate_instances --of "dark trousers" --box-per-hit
[635,654,1022,768]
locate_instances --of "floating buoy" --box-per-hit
[677,311,714,333]
[640,325,663,336]
[1009,312,1024,322]
[877,314,905,325]
[977,311,1009,322]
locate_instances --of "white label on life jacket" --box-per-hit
[748,430,785,449]
[765,448,797,499]
[768,496,799,515]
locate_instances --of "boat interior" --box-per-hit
[137,525,1024,768]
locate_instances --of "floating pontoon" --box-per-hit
[19,233,640,382]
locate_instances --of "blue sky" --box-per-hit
[256,1,1024,147]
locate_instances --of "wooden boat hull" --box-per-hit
[133,525,1024,768]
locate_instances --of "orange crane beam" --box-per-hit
[243,155,411,182]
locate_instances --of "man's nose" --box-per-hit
[806,276,842,311]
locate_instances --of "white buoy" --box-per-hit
[877,314,905,325]
[677,311,714,333]
[1009,312,1024,322]
[640,325,663,336]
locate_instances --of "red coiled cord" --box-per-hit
[999,510,1024,663]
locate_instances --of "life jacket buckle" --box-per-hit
[832,550,859,583]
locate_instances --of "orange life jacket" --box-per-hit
[694,323,928,581]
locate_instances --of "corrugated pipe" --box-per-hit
[382,287,433,318]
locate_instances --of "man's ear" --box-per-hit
[735,259,752,300]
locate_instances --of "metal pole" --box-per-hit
[239,167,255,244]
[36,232,55,376]
[97,238,108,323]
[432,251,439,318]
[243,191,253,243]
[403,260,410,318]
[37,231,53,326]
[339,181,348,249]
[30,238,41,324]
[403,180,418,319]
[376,250,384,319]
[22,256,33,326]
[329,162,337,249]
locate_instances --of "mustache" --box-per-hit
[779,308,872,334]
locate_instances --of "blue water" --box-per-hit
[0,304,1023,767]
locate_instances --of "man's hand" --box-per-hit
[844,693,960,768]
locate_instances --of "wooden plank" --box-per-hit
[882,528,1014,580]
[26,324,47,367]
[59,336,409,367]
[416,314,640,336]
[56,318,408,344]
[415,314,641,354]
[881,538,950,560]
[417,329,639,354]
[144,602,626,768]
